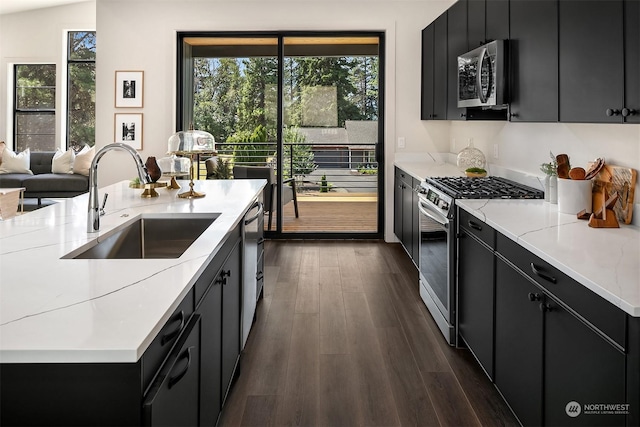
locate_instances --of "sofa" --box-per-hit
[0,151,89,206]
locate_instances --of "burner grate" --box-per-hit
[425,176,544,199]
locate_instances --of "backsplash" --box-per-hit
[448,121,640,226]
[449,121,640,176]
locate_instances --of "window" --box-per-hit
[178,33,384,237]
[67,31,96,150]
[14,64,56,152]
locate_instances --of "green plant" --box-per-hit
[319,174,329,193]
[540,151,558,176]
[357,164,378,175]
[283,126,316,179]
[227,125,274,164]
[208,157,232,179]
[465,167,486,174]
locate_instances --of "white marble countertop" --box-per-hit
[394,155,464,181]
[0,179,265,364]
[457,199,640,316]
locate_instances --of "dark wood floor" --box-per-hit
[219,240,518,427]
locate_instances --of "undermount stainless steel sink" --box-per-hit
[63,214,220,259]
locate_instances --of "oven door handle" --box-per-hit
[418,202,449,228]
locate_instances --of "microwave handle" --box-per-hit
[477,47,488,104]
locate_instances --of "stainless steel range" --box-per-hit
[416,176,543,345]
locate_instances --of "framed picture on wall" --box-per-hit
[114,113,143,150]
[115,70,144,107]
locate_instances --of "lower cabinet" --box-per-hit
[544,302,626,426]
[394,167,419,264]
[457,212,495,379]
[494,257,544,426]
[458,210,632,427]
[198,232,241,426]
[143,315,201,427]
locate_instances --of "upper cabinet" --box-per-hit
[468,0,509,48]
[421,0,639,124]
[559,0,625,123]
[446,0,468,120]
[624,0,639,124]
[508,0,558,122]
[421,13,448,120]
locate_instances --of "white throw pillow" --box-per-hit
[52,148,76,174]
[72,145,95,176]
[0,147,32,174]
[0,141,5,167]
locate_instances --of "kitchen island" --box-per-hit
[0,178,266,426]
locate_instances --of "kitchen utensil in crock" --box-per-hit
[556,154,570,179]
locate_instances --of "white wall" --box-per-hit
[0,1,96,149]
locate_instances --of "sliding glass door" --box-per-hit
[177,32,384,238]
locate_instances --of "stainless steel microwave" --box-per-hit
[457,40,507,108]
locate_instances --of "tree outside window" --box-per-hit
[67,31,96,150]
[14,64,56,152]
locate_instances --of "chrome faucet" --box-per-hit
[87,143,152,232]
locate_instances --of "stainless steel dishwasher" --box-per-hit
[241,196,264,349]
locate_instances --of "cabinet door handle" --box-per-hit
[622,108,637,117]
[606,108,621,117]
[539,302,553,313]
[468,220,482,231]
[527,292,541,302]
[168,346,194,389]
[161,310,185,346]
[530,263,557,284]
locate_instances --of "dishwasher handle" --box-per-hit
[244,201,264,225]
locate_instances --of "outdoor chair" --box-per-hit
[231,165,299,230]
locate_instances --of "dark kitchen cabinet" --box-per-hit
[508,0,558,122]
[447,0,468,120]
[494,257,544,427]
[624,0,640,124]
[457,209,496,379]
[467,0,485,49]
[467,0,508,47]
[544,301,626,427]
[199,267,223,426]
[558,0,625,123]
[143,315,201,427]
[495,233,627,427]
[198,229,241,426]
[421,12,447,120]
[394,168,403,245]
[485,0,509,42]
[221,239,242,402]
[394,167,418,264]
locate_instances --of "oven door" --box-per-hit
[417,196,456,344]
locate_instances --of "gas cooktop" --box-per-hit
[424,176,544,200]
